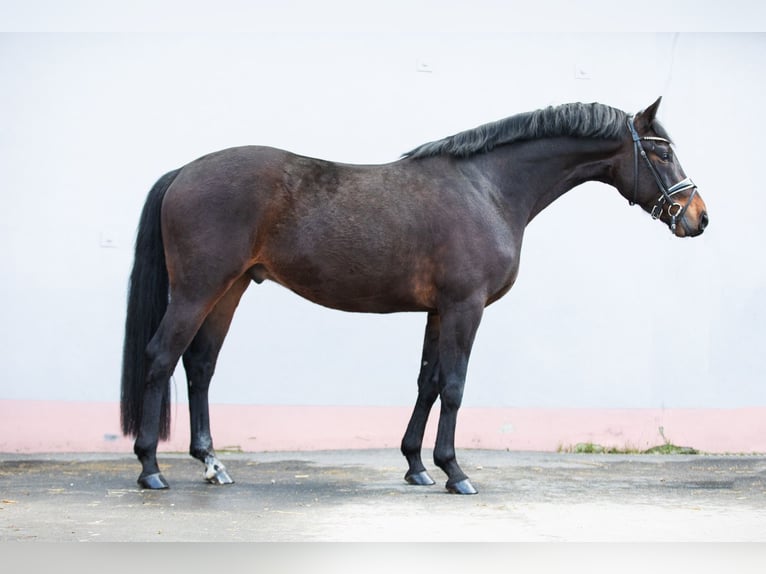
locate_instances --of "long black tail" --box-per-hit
[121,168,181,440]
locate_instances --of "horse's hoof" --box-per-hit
[138,472,169,490]
[205,467,234,485]
[446,478,478,495]
[405,470,436,486]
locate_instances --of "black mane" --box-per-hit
[403,102,629,159]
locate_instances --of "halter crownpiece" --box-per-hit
[626,116,697,234]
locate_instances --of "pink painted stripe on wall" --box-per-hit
[0,400,764,454]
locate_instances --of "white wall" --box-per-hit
[1,6,764,411]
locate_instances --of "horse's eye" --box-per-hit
[660,150,671,162]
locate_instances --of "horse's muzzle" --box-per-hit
[678,209,708,237]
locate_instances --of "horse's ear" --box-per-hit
[635,97,662,130]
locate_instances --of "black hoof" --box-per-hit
[446,478,478,495]
[405,470,436,486]
[138,472,169,490]
[206,467,234,485]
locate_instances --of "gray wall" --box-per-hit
[1,24,764,409]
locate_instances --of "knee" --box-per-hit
[440,384,464,412]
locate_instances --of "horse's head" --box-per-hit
[619,97,708,237]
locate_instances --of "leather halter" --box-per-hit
[627,116,697,234]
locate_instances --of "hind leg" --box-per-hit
[134,265,249,489]
[134,296,214,489]
[183,275,250,485]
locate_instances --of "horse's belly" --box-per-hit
[254,249,436,313]
[271,271,432,313]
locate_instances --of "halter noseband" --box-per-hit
[627,116,697,234]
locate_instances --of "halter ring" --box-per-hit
[668,203,683,218]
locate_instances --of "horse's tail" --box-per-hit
[121,168,181,440]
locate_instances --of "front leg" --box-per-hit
[432,299,484,494]
[401,313,441,486]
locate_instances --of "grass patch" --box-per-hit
[557,426,699,455]
[559,442,641,454]
[557,441,698,454]
[643,444,699,455]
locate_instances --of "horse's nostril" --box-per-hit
[699,211,709,231]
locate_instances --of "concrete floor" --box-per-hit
[1,449,765,542]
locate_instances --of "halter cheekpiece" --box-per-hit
[627,116,697,233]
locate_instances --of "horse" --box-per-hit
[121,97,708,494]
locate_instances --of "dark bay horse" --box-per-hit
[121,97,708,494]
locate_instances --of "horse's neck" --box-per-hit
[488,137,623,224]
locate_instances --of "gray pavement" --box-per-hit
[1,449,765,542]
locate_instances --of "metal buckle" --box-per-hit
[651,203,663,220]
